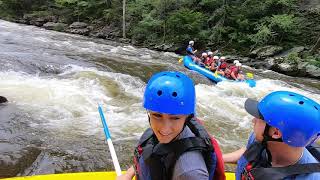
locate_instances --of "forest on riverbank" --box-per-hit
[1,0,320,78]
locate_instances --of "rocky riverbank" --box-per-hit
[227,46,320,79]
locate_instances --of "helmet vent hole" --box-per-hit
[315,106,319,110]
[162,73,167,76]
[172,92,178,97]
[157,90,163,96]
[176,75,180,78]
[289,94,295,96]
[299,101,304,105]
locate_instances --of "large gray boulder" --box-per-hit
[269,59,320,78]
[275,46,306,58]
[305,64,320,78]
[250,46,283,59]
[69,22,88,29]
[66,22,90,35]
[43,22,67,31]
[278,63,296,72]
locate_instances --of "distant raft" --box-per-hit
[183,56,256,87]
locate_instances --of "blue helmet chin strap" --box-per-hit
[261,123,284,164]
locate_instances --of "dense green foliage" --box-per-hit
[0,0,319,56]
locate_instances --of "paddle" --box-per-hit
[98,104,122,176]
[213,60,221,78]
[178,57,183,64]
[246,72,254,79]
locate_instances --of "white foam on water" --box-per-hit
[0,66,148,140]
[196,78,320,131]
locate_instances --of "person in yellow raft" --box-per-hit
[223,91,320,180]
[118,71,226,180]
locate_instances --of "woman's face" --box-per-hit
[148,111,188,144]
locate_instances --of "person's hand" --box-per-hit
[116,166,135,180]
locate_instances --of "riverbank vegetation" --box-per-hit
[0,0,319,71]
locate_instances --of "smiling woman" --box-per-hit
[148,111,188,144]
[116,71,226,180]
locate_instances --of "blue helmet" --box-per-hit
[247,91,320,147]
[143,71,196,115]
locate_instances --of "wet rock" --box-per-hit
[30,17,47,27]
[154,43,174,51]
[89,31,107,39]
[0,104,43,178]
[271,62,296,76]
[239,57,250,63]
[66,22,90,35]
[265,57,276,69]
[0,96,8,103]
[66,28,90,36]
[22,14,34,24]
[37,64,63,74]
[0,145,41,178]
[278,63,296,72]
[22,14,57,26]
[250,46,283,59]
[299,0,320,11]
[224,56,250,64]
[306,64,320,78]
[275,46,306,58]
[43,22,67,31]
[69,22,88,29]
[89,25,120,39]
[119,38,131,44]
[13,19,28,24]
[297,62,309,77]
[20,151,66,175]
[19,150,111,176]
[269,61,320,78]
[249,61,270,69]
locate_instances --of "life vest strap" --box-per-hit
[307,143,320,161]
[249,163,320,180]
[147,137,208,157]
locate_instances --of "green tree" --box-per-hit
[166,8,206,44]
[131,13,163,44]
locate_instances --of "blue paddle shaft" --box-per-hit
[98,105,111,140]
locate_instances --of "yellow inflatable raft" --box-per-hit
[3,171,235,180]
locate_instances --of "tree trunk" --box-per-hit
[122,0,126,38]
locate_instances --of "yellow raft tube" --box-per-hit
[3,171,235,180]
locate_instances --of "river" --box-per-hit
[0,20,319,177]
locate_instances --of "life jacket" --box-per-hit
[133,118,226,180]
[219,62,228,70]
[186,45,194,55]
[205,57,214,66]
[225,66,239,79]
[240,142,320,180]
[200,56,207,64]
